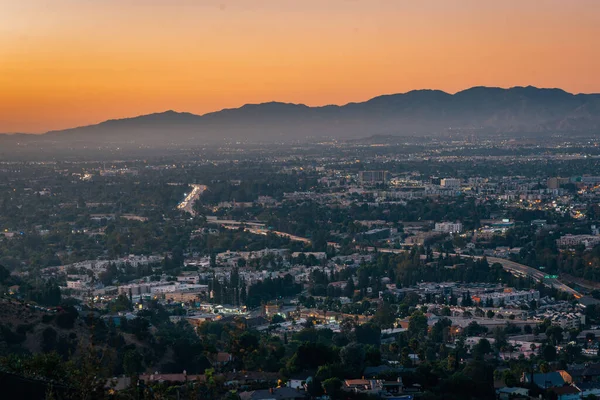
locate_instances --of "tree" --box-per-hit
[503,370,518,387]
[401,347,412,368]
[587,333,596,342]
[289,343,337,372]
[365,345,381,366]
[344,278,355,298]
[492,327,507,352]
[463,321,488,337]
[322,377,343,397]
[129,317,150,341]
[408,310,428,339]
[0,264,10,283]
[545,326,564,346]
[69,345,114,400]
[543,345,557,362]
[110,294,132,313]
[472,338,492,359]
[429,318,452,343]
[56,307,78,329]
[42,327,57,353]
[340,343,366,377]
[306,377,323,397]
[123,348,143,377]
[355,323,381,346]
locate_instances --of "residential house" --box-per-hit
[548,386,580,400]
[239,387,307,400]
[522,371,566,389]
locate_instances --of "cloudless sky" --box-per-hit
[1,0,599,132]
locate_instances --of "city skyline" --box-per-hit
[2,0,600,133]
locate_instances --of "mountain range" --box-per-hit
[6,86,600,145]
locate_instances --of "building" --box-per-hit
[476,290,540,307]
[496,387,529,400]
[263,303,281,317]
[547,177,570,189]
[556,234,600,249]
[434,222,463,234]
[358,228,392,241]
[440,178,461,189]
[542,312,585,330]
[344,379,384,395]
[359,171,389,184]
[239,387,307,400]
[522,371,566,389]
[213,352,233,367]
[177,273,200,285]
[580,176,600,185]
[291,252,327,260]
[548,386,580,400]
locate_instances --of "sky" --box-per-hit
[1,0,599,133]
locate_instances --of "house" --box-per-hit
[224,371,279,387]
[567,363,600,383]
[548,386,580,400]
[213,352,233,367]
[363,365,401,378]
[139,373,205,384]
[495,387,529,400]
[522,371,566,388]
[239,387,307,400]
[344,379,383,394]
[381,378,404,395]
[287,374,311,390]
[575,382,600,398]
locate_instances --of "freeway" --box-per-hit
[214,219,313,245]
[206,222,582,297]
[177,184,207,216]
[244,227,313,244]
[485,257,582,298]
[377,248,582,298]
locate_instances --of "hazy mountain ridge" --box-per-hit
[8,86,600,145]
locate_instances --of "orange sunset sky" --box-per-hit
[1,0,599,133]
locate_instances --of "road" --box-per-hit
[245,227,313,244]
[215,218,313,245]
[377,248,582,298]
[177,184,207,216]
[208,220,583,297]
[485,257,582,298]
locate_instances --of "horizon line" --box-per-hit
[3,84,599,136]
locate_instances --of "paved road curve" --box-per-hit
[485,257,581,298]
[377,248,582,298]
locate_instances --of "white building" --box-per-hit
[66,280,87,290]
[177,274,200,285]
[556,234,600,249]
[543,312,585,330]
[477,290,540,307]
[434,222,463,234]
[440,178,461,189]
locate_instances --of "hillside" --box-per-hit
[4,86,600,147]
